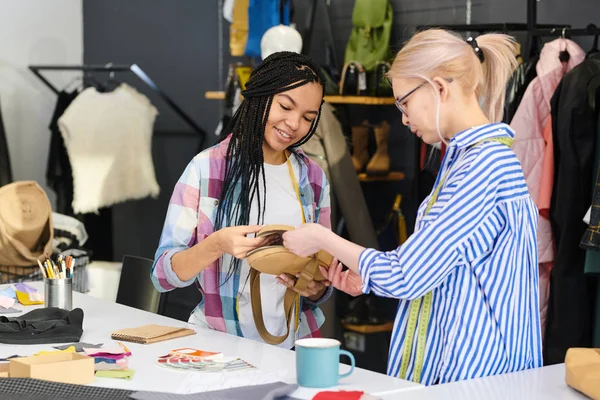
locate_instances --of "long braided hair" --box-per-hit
[215,51,326,284]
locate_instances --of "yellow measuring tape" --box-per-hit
[236,152,305,334]
[398,136,514,383]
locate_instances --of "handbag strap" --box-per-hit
[285,152,306,224]
[250,267,299,345]
[250,256,321,345]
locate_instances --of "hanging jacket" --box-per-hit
[0,99,12,187]
[244,0,290,58]
[544,54,600,365]
[301,102,379,249]
[510,39,585,337]
[582,114,600,348]
[504,55,539,124]
[230,0,249,56]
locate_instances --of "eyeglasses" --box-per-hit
[394,78,454,117]
[394,82,427,117]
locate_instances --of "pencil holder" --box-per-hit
[44,278,73,310]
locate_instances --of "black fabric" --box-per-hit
[47,90,78,214]
[504,56,539,124]
[46,90,114,261]
[79,209,113,261]
[545,54,600,365]
[0,99,12,187]
[0,307,83,345]
[0,377,132,400]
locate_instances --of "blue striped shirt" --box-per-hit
[359,123,542,385]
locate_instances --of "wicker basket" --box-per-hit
[0,248,90,293]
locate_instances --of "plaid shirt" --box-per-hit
[151,135,332,340]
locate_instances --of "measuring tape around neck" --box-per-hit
[398,136,514,383]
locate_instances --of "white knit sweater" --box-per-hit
[58,84,160,214]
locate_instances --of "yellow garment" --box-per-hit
[16,291,43,305]
[230,0,249,56]
[35,346,76,356]
[514,42,523,66]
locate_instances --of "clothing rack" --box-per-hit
[533,24,600,38]
[29,64,207,149]
[415,23,568,34]
[417,0,572,61]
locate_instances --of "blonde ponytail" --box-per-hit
[475,34,518,122]
[387,29,518,123]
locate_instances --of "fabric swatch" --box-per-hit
[0,308,21,315]
[35,346,76,356]
[14,283,37,294]
[0,287,16,299]
[95,369,135,380]
[15,291,43,305]
[28,293,44,302]
[54,342,103,352]
[0,296,15,309]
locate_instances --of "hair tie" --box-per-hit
[466,37,485,63]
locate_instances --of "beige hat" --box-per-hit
[0,181,53,266]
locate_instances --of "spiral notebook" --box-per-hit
[111,324,196,344]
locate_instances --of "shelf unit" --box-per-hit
[358,172,405,183]
[205,91,395,105]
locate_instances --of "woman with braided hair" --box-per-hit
[152,52,338,348]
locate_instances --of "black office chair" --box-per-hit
[116,255,163,313]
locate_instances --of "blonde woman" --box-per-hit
[283,29,542,385]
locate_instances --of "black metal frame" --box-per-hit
[416,23,567,34]
[29,63,207,148]
[533,25,600,38]
[415,0,600,61]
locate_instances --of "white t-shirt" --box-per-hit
[222,155,303,349]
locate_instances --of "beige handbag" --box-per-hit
[565,348,600,399]
[0,181,53,267]
[246,224,333,345]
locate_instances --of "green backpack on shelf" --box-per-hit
[344,0,393,72]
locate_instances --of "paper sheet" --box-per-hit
[0,295,15,309]
[34,346,76,356]
[28,292,44,302]
[96,369,135,380]
[0,287,16,299]
[54,342,103,352]
[14,283,37,293]
[177,369,288,394]
[0,307,20,314]
[84,344,129,356]
[16,291,43,305]
[584,206,592,224]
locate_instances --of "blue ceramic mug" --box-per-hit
[295,338,356,388]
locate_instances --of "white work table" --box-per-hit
[0,283,419,398]
[384,363,587,400]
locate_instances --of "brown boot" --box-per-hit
[351,121,370,173]
[366,120,391,176]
